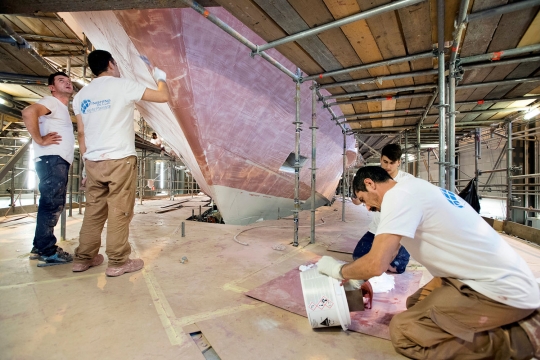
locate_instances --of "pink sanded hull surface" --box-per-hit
[246,265,422,340]
[73,8,356,219]
[327,235,360,254]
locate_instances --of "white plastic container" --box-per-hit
[300,267,351,330]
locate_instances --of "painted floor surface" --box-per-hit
[0,196,538,360]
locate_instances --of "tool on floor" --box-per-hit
[181,256,188,264]
[37,262,68,267]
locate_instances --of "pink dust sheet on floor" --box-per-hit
[246,267,422,340]
[327,235,359,254]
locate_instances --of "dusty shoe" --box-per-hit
[29,246,43,260]
[72,254,105,272]
[41,247,73,264]
[105,259,144,277]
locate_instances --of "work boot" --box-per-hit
[72,254,105,272]
[105,258,144,277]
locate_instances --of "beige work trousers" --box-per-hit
[74,156,137,266]
[389,277,536,360]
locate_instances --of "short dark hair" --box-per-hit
[381,143,403,162]
[48,72,69,86]
[88,50,114,76]
[353,166,393,192]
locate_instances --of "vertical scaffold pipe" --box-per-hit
[474,128,480,195]
[405,130,409,172]
[342,131,346,222]
[449,76,456,192]
[437,0,447,189]
[293,72,302,247]
[310,82,317,244]
[506,122,513,221]
[416,125,421,177]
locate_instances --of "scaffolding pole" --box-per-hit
[507,121,513,221]
[437,0,446,189]
[342,131,346,222]
[448,75,456,192]
[293,71,301,247]
[405,130,409,172]
[310,82,317,244]
[255,0,425,53]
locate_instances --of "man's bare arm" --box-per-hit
[141,81,170,103]
[22,103,62,146]
[76,114,86,156]
[341,233,403,280]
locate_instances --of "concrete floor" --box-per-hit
[1,195,539,360]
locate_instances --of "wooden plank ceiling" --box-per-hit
[213,0,540,150]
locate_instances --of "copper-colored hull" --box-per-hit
[71,8,356,225]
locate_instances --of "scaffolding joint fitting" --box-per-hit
[309,126,319,130]
[434,104,449,109]
[510,165,522,173]
[250,46,260,58]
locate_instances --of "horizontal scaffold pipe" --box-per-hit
[425,106,533,117]
[178,0,298,81]
[319,69,438,90]
[351,125,415,132]
[324,84,437,100]
[462,55,540,71]
[466,0,540,23]
[326,92,432,107]
[303,52,434,82]
[452,95,540,107]
[460,44,540,64]
[343,115,420,124]
[335,108,426,121]
[255,0,426,54]
[457,77,540,90]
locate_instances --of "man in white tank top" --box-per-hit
[22,72,75,266]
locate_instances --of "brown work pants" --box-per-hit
[389,277,536,360]
[75,156,137,266]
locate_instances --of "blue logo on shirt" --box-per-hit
[80,99,111,114]
[440,188,464,208]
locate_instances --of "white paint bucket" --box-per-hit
[300,267,351,330]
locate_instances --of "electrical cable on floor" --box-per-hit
[233,217,326,246]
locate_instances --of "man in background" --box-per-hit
[22,72,75,266]
[352,143,412,273]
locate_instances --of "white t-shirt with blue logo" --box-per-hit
[73,76,146,161]
[376,176,540,309]
[367,170,413,234]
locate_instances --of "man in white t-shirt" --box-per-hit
[22,72,75,266]
[352,143,412,273]
[318,166,540,359]
[72,50,169,277]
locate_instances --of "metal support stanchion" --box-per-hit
[437,0,447,189]
[293,69,302,247]
[342,131,346,222]
[405,130,409,172]
[181,222,185,237]
[506,121,513,221]
[310,82,318,244]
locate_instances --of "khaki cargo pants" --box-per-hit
[74,156,137,266]
[390,277,536,360]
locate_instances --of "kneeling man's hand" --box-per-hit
[316,256,345,280]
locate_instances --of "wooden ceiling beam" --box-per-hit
[0,0,219,14]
